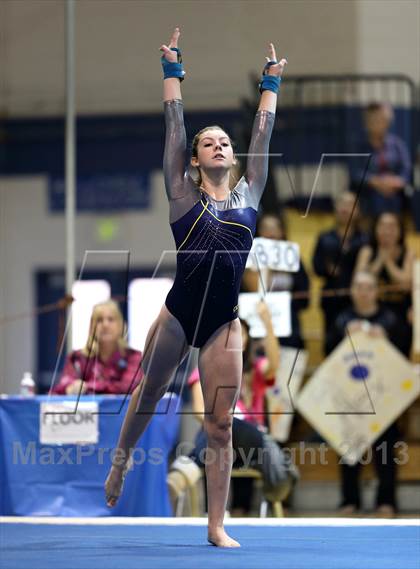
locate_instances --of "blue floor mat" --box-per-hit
[1,521,419,569]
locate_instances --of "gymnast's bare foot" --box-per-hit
[208,527,241,548]
[104,464,127,508]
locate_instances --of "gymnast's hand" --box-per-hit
[105,465,125,508]
[105,454,132,508]
[160,27,181,63]
[264,43,287,77]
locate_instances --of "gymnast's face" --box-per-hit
[191,129,236,172]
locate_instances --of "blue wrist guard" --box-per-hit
[161,47,185,81]
[259,75,281,94]
[258,60,281,94]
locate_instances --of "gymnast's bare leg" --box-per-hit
[199,318,242,548]
[104,304,190,505]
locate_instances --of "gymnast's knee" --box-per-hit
[204,413,233,447]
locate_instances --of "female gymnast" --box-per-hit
[105,27,287,547]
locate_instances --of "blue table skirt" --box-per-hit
[0,394,180,517]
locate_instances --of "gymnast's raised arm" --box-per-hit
[161,27,187,201]
[246,43,287,203]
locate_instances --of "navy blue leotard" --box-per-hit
[163,99,275,348]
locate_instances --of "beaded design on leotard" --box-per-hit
[162,99,275,347]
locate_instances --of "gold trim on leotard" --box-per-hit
[177,199,253,252]
[177,200,210,251]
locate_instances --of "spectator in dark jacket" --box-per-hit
[327,270,404,517]
[354,211,414,357]
[350,101,411,217]
[313,191,369,355]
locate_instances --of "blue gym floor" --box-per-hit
[1,518,419,569]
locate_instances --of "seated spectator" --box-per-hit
[350,102,411,217]
[354,211,414,356]
[327,270,403,517]
[313,191,369,355]
[176,303,297,516]
[52,300,143,395]
[242,212,309,349]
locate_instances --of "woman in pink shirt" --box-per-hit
[52,300,143,396]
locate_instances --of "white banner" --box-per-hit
[128,278,174,351]
[238,292,291,338]
[71,280,111,350]
[246,238,300,273]
[295,331,420,465]
[266,347,308,442]
[40,401,99,445]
